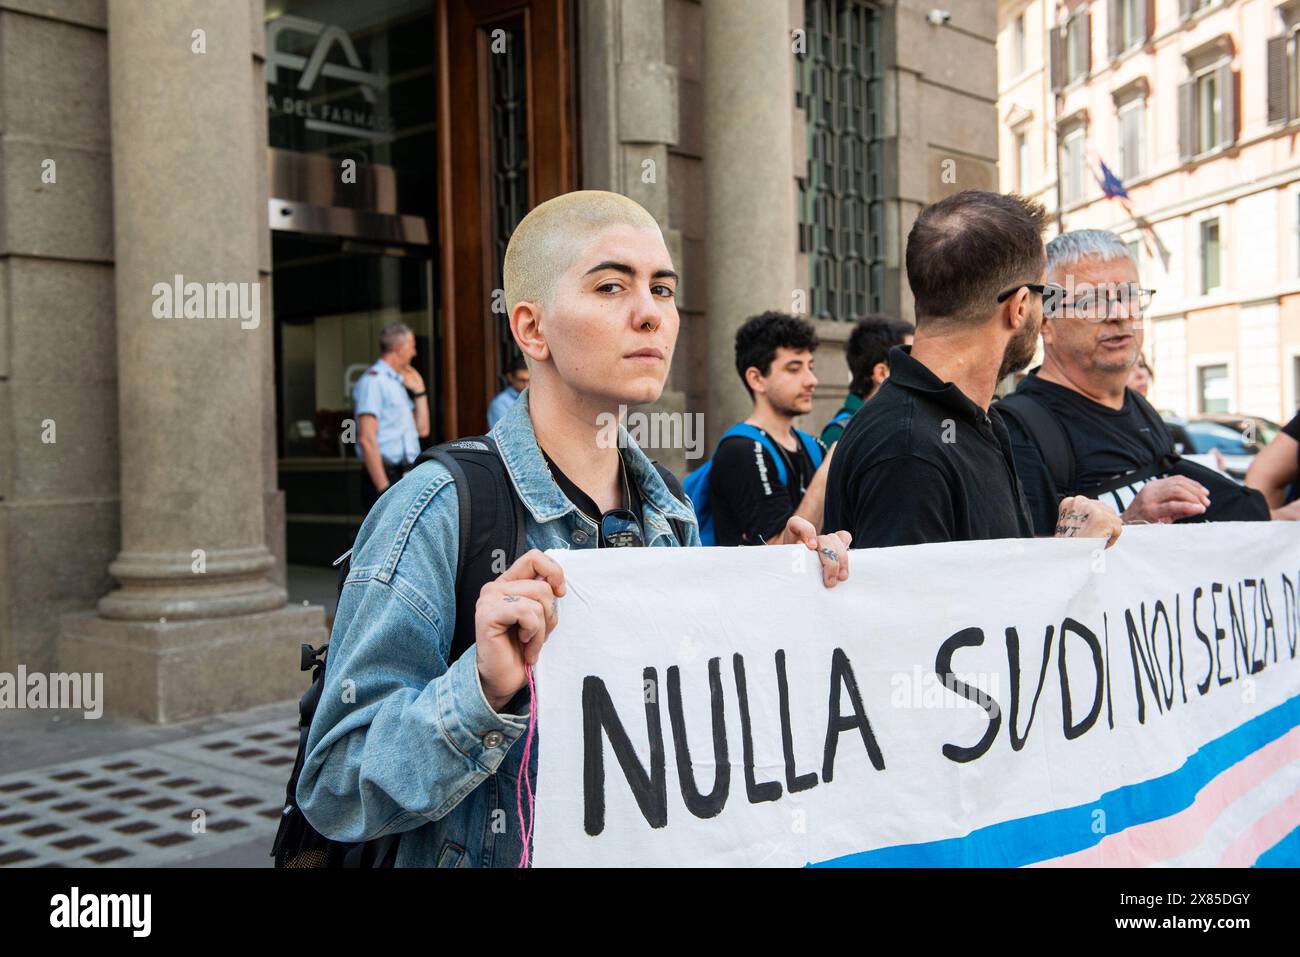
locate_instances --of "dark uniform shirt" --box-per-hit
[825,345,1035,547]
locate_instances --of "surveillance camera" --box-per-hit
[927,9,952,25]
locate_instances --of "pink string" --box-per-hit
[515,664,537,867]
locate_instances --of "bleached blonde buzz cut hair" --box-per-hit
[503,190,663,313]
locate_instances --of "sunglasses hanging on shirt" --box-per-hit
[542,449,645,548]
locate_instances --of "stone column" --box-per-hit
[579,0,690,473]
[60,0,324,722]
[703,0,798,436]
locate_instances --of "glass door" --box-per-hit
[273,233,437,565]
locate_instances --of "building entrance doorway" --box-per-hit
[266,0,574,568]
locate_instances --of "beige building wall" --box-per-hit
[1017,0,1300,424]
[998,0,1059,219]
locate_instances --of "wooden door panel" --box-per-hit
[438,0,574,437]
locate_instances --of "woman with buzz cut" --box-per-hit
[295,190,853,867]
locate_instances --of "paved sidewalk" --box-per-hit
[0,699,301,868]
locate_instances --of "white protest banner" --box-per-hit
[532,524,1300,867]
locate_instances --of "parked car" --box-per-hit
[1161,413,1281,480]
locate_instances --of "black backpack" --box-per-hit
[271,435,689,868]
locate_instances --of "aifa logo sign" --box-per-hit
[266,15,393,141]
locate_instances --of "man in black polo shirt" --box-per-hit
[825,190,1122,548]
[1001,229,1270,533]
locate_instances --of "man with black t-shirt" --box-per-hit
[1001,229,1270,534]
[825,190,1123,548]
[709,312,832,545]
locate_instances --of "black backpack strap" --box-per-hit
[651,461,691,545]
[997,392,1076,494]
[428,436,528,664]
[1128,389,1179,462]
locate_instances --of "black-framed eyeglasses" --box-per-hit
[1056,283,1157,322]
[995,282,1066,305]
[599,508,644,548]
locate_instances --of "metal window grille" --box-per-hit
[488,20,530,381]
[797,0,884,320]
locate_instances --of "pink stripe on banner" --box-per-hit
[1218,790,1300,868]
[1031,725,1300,868]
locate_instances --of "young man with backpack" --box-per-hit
[820,315,914,447]
[289,191,852,868]
[697,312,833,546]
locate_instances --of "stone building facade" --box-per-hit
[0,0,995,720]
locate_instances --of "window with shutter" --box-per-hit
[1200,219,1221,294]
[1215,63,1235,148]
[1294,32,1300,123]
[1118,100,1145,180]
[1178,80,1195,161]
[1083,11,1093,76]
[1066,17,1079,81]
[1195,69,1220,154]
[1268,34,1290,125]
[1066,13,1090,82]
[1061,128,1086,205]
[1110,0,1143,54]
[1050,25,1066,90]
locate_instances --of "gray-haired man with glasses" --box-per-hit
[1000,229,1269,532]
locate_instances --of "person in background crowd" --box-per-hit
[820,315,915,447]
[1127,352,1152,397]
[708,312,834,545]
[298,190,852,868]
[354,321,430,512]
[825,190,1122,548]
[1000,229,1271,531]
[488,353,530,428]
[1245,412,1300,519]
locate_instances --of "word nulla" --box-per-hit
[582,649,885,835]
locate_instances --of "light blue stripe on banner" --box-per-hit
[1254,825,1300,867]
[811,692,1300,868]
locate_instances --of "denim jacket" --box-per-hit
[296,389,701,866]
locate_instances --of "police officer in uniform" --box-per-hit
[354,322,430,511]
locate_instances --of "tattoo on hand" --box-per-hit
[1055,510,1089,536]
[502,595,520,604]
[820,546,839,563]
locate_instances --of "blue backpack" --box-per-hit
[683,423,824,545]
[828,409,853,429]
